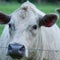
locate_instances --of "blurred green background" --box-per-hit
[0,0,60,35]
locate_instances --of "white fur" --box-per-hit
[0,1,60,60]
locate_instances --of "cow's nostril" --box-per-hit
[19,45,25,51]
[8,43,25,59]
[8,44,12,50]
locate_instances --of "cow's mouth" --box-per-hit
[8,52,23,59]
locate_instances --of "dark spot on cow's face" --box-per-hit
[22,7,28,11]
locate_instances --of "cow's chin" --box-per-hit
[7,53,28,60]
[7,48,36,60]
[8,56,27,60]
[8,53,35,60]
[9,56,23,60]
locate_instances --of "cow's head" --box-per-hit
[0,1,58,60]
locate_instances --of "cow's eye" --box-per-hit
[32,25,37,30]
[9,24,11,28]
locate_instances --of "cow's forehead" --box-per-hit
[10,1,45,26]
[20,1,45,16]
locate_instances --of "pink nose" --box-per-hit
[8,43,25,59]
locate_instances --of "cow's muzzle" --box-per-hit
[8,43,25,59]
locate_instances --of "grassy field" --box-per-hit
[0,2,60,35]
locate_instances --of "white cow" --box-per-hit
[0,1,60,60]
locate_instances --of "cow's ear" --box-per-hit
[56,8,60,14]
[0,12,10,24]
[39,14,58,27]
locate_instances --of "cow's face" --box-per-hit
[0,1,58,60]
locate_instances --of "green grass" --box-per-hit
[0,2,60,35]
